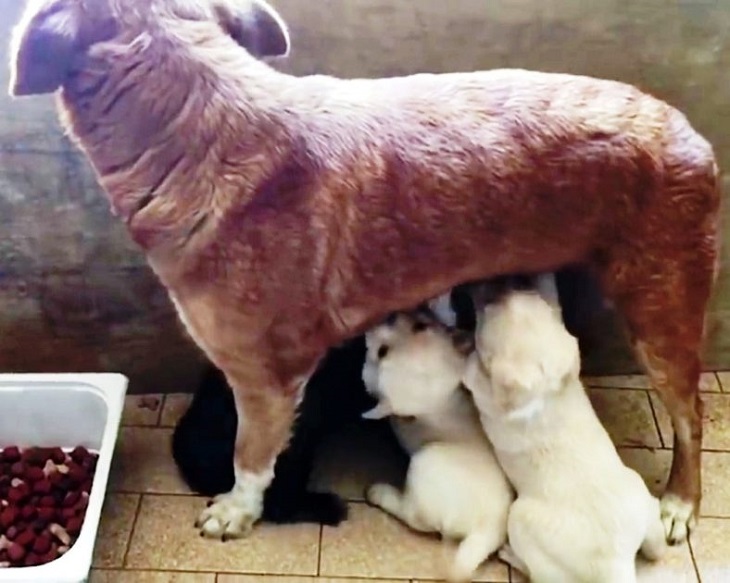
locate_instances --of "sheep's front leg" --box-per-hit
[196,365,305,539]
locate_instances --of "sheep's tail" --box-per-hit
[447,526,504,583]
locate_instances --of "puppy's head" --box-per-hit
[464,290,579,421]
[9,0,290,97]
[362,310,473,419]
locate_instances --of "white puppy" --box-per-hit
[362,309,514,583]
[463,276,666,583]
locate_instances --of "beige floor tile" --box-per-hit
[584,373,720,392]
[651,392,730,451]
[716,371,730,393]
[320,503,509,582]
[125,495,320,574]
[689,517,730,582]
[617,447,672,497]
[310,422,407,502]
[92,493,140,568]
[636,544,698,582]
[588,389,662,448]
[219,577,401,582]
[702,451,730,518]
[123,394,164,426]
[109,427,191,494]
[90,570,215,582]
[160,393,193,427]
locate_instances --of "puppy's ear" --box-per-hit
[216,0,290,58]
[9,0,81,96]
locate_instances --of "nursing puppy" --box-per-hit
[463,277,666,583]
[362,310,514,583]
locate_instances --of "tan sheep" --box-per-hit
[9,0,720,543]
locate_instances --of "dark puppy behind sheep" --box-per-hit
[172,337,377,525]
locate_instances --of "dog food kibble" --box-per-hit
[0,446,97,568]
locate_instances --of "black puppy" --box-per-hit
[172,336,376,526]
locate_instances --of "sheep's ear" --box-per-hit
[217,0,290,58]
[9,0,81,96]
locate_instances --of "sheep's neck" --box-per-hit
[57,30,295,255]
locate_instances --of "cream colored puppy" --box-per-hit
[463,277,666,583]
[362,310,514,583]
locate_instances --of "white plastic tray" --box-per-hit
[0,373,128,583]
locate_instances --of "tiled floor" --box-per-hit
[89,372,730,582]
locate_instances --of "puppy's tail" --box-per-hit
[447,526,504,583]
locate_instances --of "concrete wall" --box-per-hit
[0,0,728,392]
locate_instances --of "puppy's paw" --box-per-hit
[660,493,696,545]
[365,483,399,509]
[195,490,260,540]
[264,492,349,526]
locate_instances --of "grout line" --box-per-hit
[688,534,703,583]
[155,395,166,426]
[316,524,323,576]
[698,514,730,520]
[120,494,144,568]
[645,389,668,449]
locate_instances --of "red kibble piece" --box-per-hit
[66,464,86,485]
[65,517,82,536]
[1,446,20,463]
[20,505,36,521]
[37,507,56,522]
[7,486,29,505]
[69,447,89,464]
[60,507,76,521]
[32,479,52,495]
[5,526,18,541]
[49,448,66,464]
[0,507,18,529]
[23,552,41,567]
[10,462,25,477]
[7,541,25,563]
[48,472,64,487]
[25,466,45,483]
[31,535,51,555]
[39,548,58,564]
[81,480,93,494]
[62,491,80,508]
[39,495,55,508]
[21,448,45,467]
[14,529,35,548]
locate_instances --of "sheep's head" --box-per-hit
[9,0,290,96]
